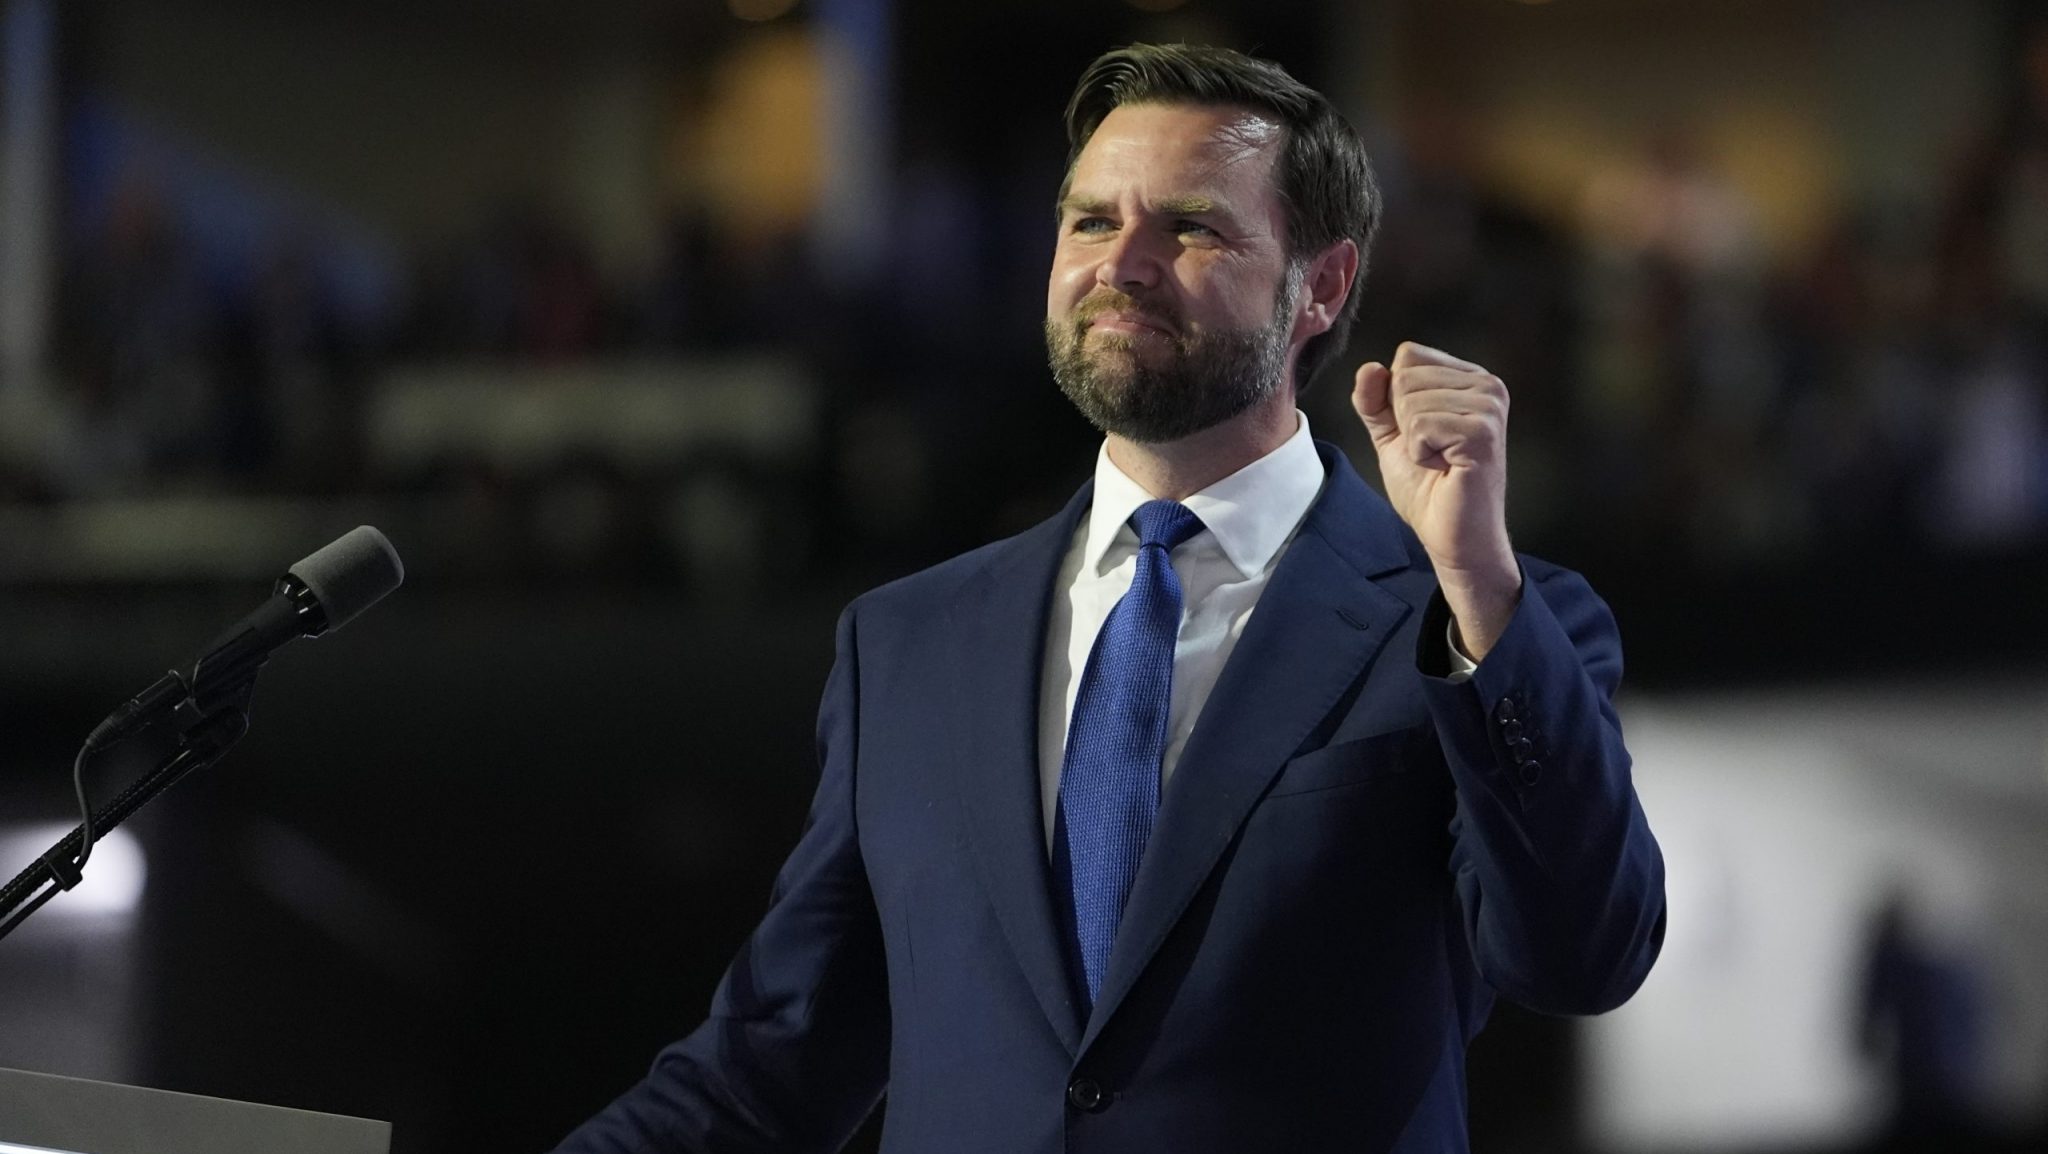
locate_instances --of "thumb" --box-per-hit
[1352,361,1398,447]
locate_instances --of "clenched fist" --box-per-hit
[1353,342,1522,661]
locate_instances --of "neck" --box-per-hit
[1106,392,1299,501]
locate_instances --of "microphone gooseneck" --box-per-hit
[0,527,405,941]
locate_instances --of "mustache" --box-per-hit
[1071,291,1180,333]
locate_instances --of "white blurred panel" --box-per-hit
[0,826,147,1083]
[1586,689,2048,1151]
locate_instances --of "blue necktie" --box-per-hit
[1056,498,1204,1006]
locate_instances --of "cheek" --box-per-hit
[1185,262,1280,329]
[1047,253,1091,316]
[1175,283,1249,330]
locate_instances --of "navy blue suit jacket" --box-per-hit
[554,442,1666,1153]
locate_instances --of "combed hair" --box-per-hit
[1063,43,1381,390]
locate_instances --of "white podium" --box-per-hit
[0,1067,389,1154]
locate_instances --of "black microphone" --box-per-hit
[85,526,405,750]
[0,529,403,930]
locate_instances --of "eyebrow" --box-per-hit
[1058,194,1223,218]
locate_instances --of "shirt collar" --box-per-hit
[1081,411,1324,579]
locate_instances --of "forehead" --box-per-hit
[1068,102,1286,212]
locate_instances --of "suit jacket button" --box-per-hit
[1067,1077,1108,1113]
[1510,737,1534,764]
[1518,759,1544,786]
[1493,697,1518,723]
[1500,718,1524,743]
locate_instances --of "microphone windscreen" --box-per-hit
[288,526,404,632]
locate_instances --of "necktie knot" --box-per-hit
[1131,499,1203,554]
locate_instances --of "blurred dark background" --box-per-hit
[2,0,2046,1151]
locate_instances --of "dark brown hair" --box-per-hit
[1063,43,1381,390]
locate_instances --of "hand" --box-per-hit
[1352,342,1521,660]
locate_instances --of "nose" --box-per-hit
[1096,225,1163,293]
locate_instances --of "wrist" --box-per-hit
[1436,554,1522,662]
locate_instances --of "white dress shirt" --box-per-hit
[1036,412,1325,848]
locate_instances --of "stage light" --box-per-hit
[0,826,146,917]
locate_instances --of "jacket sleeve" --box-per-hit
[1418,560,1667,1015]
[551,605,890,1152]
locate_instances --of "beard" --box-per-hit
[1045,264,1302,444]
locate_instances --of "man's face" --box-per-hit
[1046,101,1303,444]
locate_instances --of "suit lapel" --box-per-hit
[1080,445,1419,1052]
[947,482,1093,1054]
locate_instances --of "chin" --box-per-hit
[1084,339,1169,374]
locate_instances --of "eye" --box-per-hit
[1071,216,1116,235]
[1171,219,1221,239]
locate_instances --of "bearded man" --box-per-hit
[552,43,1665,1154]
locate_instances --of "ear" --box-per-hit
[1291,238,1359,344]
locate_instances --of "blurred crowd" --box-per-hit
[14,23,2048,585]
[1358,37,2048,570]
